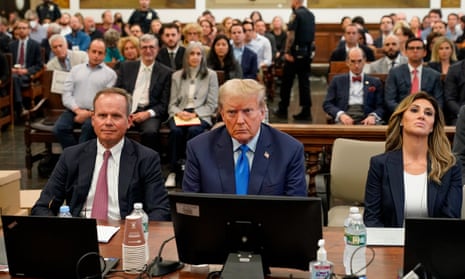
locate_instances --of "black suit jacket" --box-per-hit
[444,60,465,123]
[156,46,185,70]
[116,60,172,120]
[329,44,375,62]
[31,138,171,221]
[9,39,43,75]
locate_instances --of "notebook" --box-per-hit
[1,215,119,279]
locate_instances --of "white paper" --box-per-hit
[97,225,120,243]
[51,70,70,94]
[366,227,405,246]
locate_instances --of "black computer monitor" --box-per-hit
[168,192,323,277]
[404,217,465,279]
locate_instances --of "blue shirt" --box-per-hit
[65,31,91,51]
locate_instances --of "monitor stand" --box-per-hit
[149,256,185,277]
[221,252,265,279]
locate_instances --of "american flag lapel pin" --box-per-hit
[264,151,270,159]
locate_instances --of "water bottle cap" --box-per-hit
[59,205,70,213]
[352,213,362,220]
[349,207,359,213]
[134,202,143,209]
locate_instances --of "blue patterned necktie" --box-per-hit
[235,145,250,195]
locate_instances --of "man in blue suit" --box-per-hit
[385,37,443,116]
[230,23,258,79]
[182,79,307,196]
[323,47,384,125]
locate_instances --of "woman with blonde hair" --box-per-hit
[364,92,462,227]
[428,36,457,74]
[182,22,203,46]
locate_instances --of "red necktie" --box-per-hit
[352,76,362,82]
[18,41,25,66]
[411,69,419,94]
[91,150,111,220]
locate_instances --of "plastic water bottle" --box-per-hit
[58,205,72,217]
[344,213,366,277]
[343,207,360,271]
[131,203,149,242]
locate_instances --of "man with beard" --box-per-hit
[365,34,407,74]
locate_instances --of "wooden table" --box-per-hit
[0,222,404,279]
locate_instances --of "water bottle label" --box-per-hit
[346,234,366,246]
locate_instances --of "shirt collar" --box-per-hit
[232,126,261,153]
[96,137,124,159]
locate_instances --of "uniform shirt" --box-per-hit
[128,9,159,34]
[288,6,315,47]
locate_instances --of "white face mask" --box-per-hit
[29,20,37,29]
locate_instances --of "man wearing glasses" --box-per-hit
[115,34,172,152]
[182,79,307,196]
[385,37,443,117]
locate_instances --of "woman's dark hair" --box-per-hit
[207,34,237,80]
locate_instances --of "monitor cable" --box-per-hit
[76,251,105,279]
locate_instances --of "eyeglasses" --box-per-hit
[407,46,424,51]
[140,45,156,50]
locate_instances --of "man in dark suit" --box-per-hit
[116,34,172,152]
[9,19,43,114]
[183,79,307,196]
[373,15,394,48]
[156,23,185,70]
[444,59,465,125]
[230,23,258,79]
[323,48,384,125]
[329,23,375,73]
[385,37,443,116]
[31,88,170,221]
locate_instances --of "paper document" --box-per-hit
[97,225,120,243]
[366,227,404,246]
[174,115,201,126]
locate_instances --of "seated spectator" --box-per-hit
[25,9,47,44]
[165,41,219,187]
[83,16,103,41]
[199,19,214,47]
[427,36,457,75]
[323,48,384,125]
[182,22,202,46]
[424,32,444,62]
[230,23,258,79]
[373,15,394,48]
[103,29,124,63]
[114,12,129,37]
[269,16,287,66]
[443,57,465,125]
[157,23,185,71]
[221,16,233,38]
[409,16,422,38]
[98,10,121,35]
[364,34,407,74]
[385,38,443,117]
[129,23,143,38]
[393,23,415,56]
[207,34,242,81]
[116,36,140,62]
[41,22,61,63]
[352,16,374,46]
[46,34,88,71]
[65,16,90,51]
[364,92,461,227]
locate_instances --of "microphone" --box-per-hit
[147,236,184,276]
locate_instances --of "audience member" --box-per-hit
[25,10,47,44]
[249,11,263,23]
[182,23,202,46]
[113,12,129,37]
[98,10,121,35]
[46,34,87,71]
[446,13,462,41]
[421,9,442,40]
[36,0,61,24]
[443,57,465,125]
[165,41,218,187]
[243,21,272,68]
[364,34,407,74]
[129,24,143,38]
[103,29,123,63]
[269,16,287,65]
[31,87,170,221]
[199,18,214,47]
[373,15,394,48]
[409,16,423,38]
[221,16,233,38]
[182,78,307,196]
[385,38,443,116]
[118,36,140,61]
[427,36,457,74]
[424,31,443,62]
[393,23,415,56]
[352,16,374,46]
[364,92,462,227]
[453,105,465,182]
[9,20,43,115]
[59,13,72,36]
[255,19,277,58]
[0,17,12,53]
[83,16,104,41]
[230,23,258,79]
[323,47,384,125]
[128,0,159,34]
[41,22,61,63]
[53,39,117,149]
[207,34,242,80]
[275,0,315,121]
[157,23,185,70]
[0,52,9,116]
[116,34,172,152]
[65,16,90,51]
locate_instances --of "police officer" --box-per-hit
[36,0,62,24]
[128,0,159,34]
[275,0,315,121]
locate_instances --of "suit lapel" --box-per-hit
[214,129,236,194]
[342,74,351,106]
[248,126,272,195]
[426,161,437,216]
[386,151,405,224]
[77,141,97,202]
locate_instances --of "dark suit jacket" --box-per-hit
[329,44,375,63]
[116,60,172,120]
[9,39,43,75]
[31,138,171,221]
[452,105,465,183]
[241,46,258,79]
[385,64,443,114]
[156,46,185,70]
[364,150,462,227]
[182,124,307,196]
[444,60,465,123]
[373,36,383,48]
[323,73,384,121]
